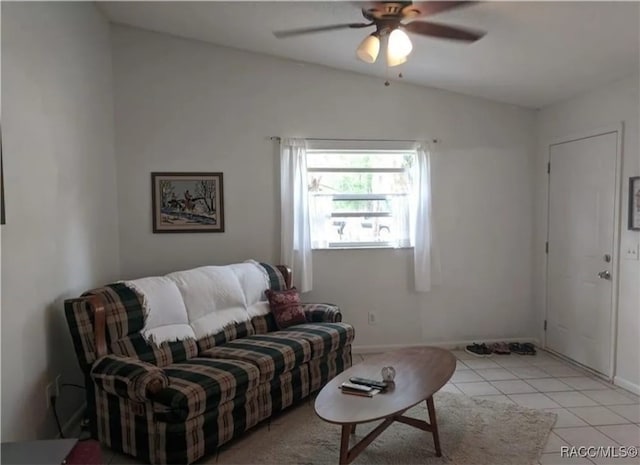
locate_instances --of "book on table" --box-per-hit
[339,382,381,397]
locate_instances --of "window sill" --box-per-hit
[312,246,414,251]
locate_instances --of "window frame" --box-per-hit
[306,148,416,250]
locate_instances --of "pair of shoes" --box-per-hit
[509,342,537,355]
[520,343,536,355]
[465,343,492,357]
[489,342,511,355]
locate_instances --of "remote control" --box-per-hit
[349,377,387,390]
[340,382,373,392]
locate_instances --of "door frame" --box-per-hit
[543,123,624,380]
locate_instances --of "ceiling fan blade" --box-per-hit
[410,1,480,18]
[403,20,485,42]
[273,23,372,38]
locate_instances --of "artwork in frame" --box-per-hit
[1,127,5,225]
[629,176,640,231]
[152,172,224,233]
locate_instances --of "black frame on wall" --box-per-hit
[1,127,5,225]
[629,176,640,231]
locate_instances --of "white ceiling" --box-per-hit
[100,1,640,108]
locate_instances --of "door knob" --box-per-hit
[597,270,611,280]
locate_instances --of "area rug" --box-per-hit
[216,392,557,465]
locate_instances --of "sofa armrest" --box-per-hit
[301,303,342,323]
[90,355,168,402]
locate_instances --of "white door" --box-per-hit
[546,131,618,376]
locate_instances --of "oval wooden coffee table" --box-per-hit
[314,347,456,464]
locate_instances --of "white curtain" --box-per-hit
[280,138,313,292]
[308,193,332,249]
[411,142,439,292]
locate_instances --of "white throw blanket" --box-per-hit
[123,276,197,343]
[122,260,271,344]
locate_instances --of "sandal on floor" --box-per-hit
[479,343,493,356]
[510,342,537,355]
[465,343,492,357]
[490,342,511,355]
[520,343,537,355]
[509,342,521,353]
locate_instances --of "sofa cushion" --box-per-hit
[272,323,355,359]
[251,304,343,336]
[117,262,273,349]
[265,288,307,330]
[258,365,310,421]
[197,320,255,353]
[199,335,312,383]
[309,347,353,393]
[122,276,196,343]
[151,358,260,423]
[257,262,288,291]
[110,333,199,367]
[229,261,271,318]
[250,314,278,335]
[167,266,249,339]
[78,284,199,367]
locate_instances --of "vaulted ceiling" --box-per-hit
[100,1,640,108]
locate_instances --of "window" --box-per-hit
[307,149,416,249]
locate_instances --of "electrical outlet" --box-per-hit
[624,242,639,260]
[368,312,377,325]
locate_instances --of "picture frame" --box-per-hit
[151,172,224,233]
[1,127,5,225]
[629,176,640,231]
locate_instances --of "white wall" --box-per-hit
[535,75,640,393]
[1,2,120,440]
[112,26,537,350]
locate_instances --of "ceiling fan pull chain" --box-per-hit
[384,54,391,87]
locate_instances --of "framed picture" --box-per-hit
[152,172,224,233]
[1,127,4,225]
[630,176,640,231]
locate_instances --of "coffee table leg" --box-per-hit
[340,424,351,464]
[425,396,442,457]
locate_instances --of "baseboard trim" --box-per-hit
[613,376,640,396]
[57,402,87,439]
[353,337,540,354]
[542,347,613,382]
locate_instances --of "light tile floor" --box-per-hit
[104,349,639,465]
[446,349,640,465]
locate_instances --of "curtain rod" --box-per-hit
[269,136,439,144]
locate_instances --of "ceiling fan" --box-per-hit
[273,1,486,67]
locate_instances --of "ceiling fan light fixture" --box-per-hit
[387,28,412,67]
[386,53,408,67]
[356,33,380,63]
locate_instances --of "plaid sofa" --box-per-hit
[65,263,354,464]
